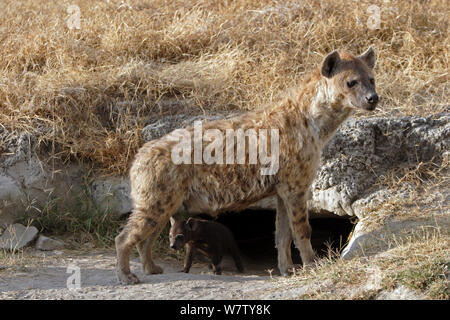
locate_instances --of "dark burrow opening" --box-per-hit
[198,209,355,273]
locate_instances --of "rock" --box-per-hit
[0,223,39,250]
[142,114,189,142]
[35,235,65,251]
[377,285,426,300]
[341,214,450,260]
[91,177,132,216]
[310,113,450,218]
[0,174,23,205]
[0,130,86,217]
[0,208,14,228]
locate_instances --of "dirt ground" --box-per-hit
[0,249,309,300]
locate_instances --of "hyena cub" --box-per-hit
[115,47,379,284]
[169,217,244,275]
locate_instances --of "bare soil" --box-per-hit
[0,249,304,300]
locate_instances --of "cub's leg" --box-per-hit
[211,254,223,275]
[230,244,244,273]
[181,243,194,273]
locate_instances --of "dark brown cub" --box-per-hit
[169,217,244,275]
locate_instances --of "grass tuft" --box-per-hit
[14,189,124,247]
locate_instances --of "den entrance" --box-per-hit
[197,209,354,275]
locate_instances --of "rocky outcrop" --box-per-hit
[0,132,86,220]
[310,113,449,218]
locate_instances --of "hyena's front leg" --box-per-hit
[277,187,315,268]
[275,195,294,276]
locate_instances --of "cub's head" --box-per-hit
[169,217,193,250]
[321,47,379,111]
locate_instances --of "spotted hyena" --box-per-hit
[115,47,379,284]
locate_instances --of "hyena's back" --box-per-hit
[130,135,276,216]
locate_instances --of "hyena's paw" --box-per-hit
[280,264,303,276]
[143,262,163,275]
[117,271,140,285]
[302,255,318,270]
[285,261,317,276]
[302,261,317,272]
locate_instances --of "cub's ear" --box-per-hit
[169,216,176,226]
[321,50,341,78]
[359,46,376,69]
[185,217,197,232]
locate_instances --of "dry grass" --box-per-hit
[275,226,449,299]
[0,0,448,175]
[363,159,450,229]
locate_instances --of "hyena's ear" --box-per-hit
[169,216,176,226]
[321,50,341,78]
[359,46,376,69]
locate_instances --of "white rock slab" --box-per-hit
[0,223,39,250]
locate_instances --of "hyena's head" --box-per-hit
[169,217,192,250]
[321,47,378,111]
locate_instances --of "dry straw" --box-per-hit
[0,0,448,175]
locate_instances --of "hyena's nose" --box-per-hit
[366,93,379,105]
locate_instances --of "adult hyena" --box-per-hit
[115,47,379,284]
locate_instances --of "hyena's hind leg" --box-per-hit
[115,209,158,285]
[136,221,167,275]
[115,192,184,285]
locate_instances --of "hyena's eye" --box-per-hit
[369,78,375,85]
[347,80,358,88]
